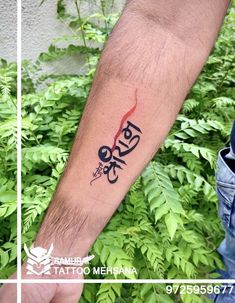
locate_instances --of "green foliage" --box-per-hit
[20,0,235,302]
[0,59,17,278]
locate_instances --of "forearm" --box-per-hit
[34,0,230,260]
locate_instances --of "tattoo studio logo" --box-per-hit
[24,244,53,275]
[24,244,137,277]
[90,89,142,185]
[24,244,95,276]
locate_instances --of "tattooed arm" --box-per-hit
[1,0,230,302]
[34,0,229,259]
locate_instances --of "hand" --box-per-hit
[0,268,84,303]
[0,283,17,303]
[22,282,83,303]
[21,262,84,303]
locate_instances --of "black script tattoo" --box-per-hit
[91,120,142,184]
[90,89,142,185]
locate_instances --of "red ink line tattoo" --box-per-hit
[111,89,138,152]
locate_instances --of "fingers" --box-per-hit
[0,281,83,303]
[0,284,17,303]
[50,283,84,303]
[22,283,56,303]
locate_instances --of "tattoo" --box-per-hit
[90,162,103,185]
[111,89,138,152]
[90,89,142,185]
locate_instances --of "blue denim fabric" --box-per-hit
[213,147,235,302]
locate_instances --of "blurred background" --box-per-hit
[0,0,17,61]
[22,0,125,74]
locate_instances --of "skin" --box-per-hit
[0,0,230,302]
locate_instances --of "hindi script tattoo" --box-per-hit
[90,89,142,185]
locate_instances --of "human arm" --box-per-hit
[34,0,230,260]
[0,0,230,302]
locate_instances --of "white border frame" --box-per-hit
[0,1,234,302]
[17,0,22,301]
